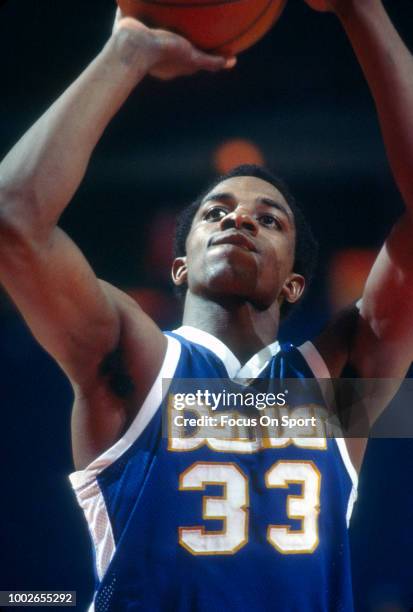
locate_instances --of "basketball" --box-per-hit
[117,0,288,56]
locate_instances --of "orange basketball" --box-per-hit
[117,0,288,56]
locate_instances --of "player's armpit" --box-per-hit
[312,303,360,379]
[71,282,168,469]
[315,214,413,383]
[97,280,168,405]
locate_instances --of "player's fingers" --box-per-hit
[190,48,236,72]
[112,7,123,33]
[304,0,330,11]
[224,57,237,70]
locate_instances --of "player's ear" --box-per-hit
[279,273,305,306]
[171,257,188,287]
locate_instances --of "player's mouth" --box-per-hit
[208,230,258,253]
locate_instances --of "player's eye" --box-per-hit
[258,214,282,230]
[204,206,228,222]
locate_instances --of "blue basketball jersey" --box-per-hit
[70,326,358,612]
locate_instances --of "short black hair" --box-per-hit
[173,164,318,319]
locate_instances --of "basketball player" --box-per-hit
[0,0,412,609]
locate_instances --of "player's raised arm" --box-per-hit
[309,0,413,206]
[307,1,413,421]
[0,16,232,462]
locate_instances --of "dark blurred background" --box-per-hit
[1,0,413,610]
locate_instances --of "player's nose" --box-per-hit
[220,206,258,235]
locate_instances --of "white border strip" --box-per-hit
[298,340,359,524]
[69,334,182,490]
[236,341,280,381]
[335,437,359,525]
[298,341,331,379]
[72,480,117,582]
[173,326,241,378]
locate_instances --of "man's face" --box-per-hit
[173,176,303,310]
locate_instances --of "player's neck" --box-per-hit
[182,293,280,364]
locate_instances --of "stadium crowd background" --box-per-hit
[0,1,412,609]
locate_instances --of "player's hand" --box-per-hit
[304,0,376,14]
[113,7,124,33]
[112,10,236,80]
[303,0,331,11]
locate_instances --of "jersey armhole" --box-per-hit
[69,334,182,491]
